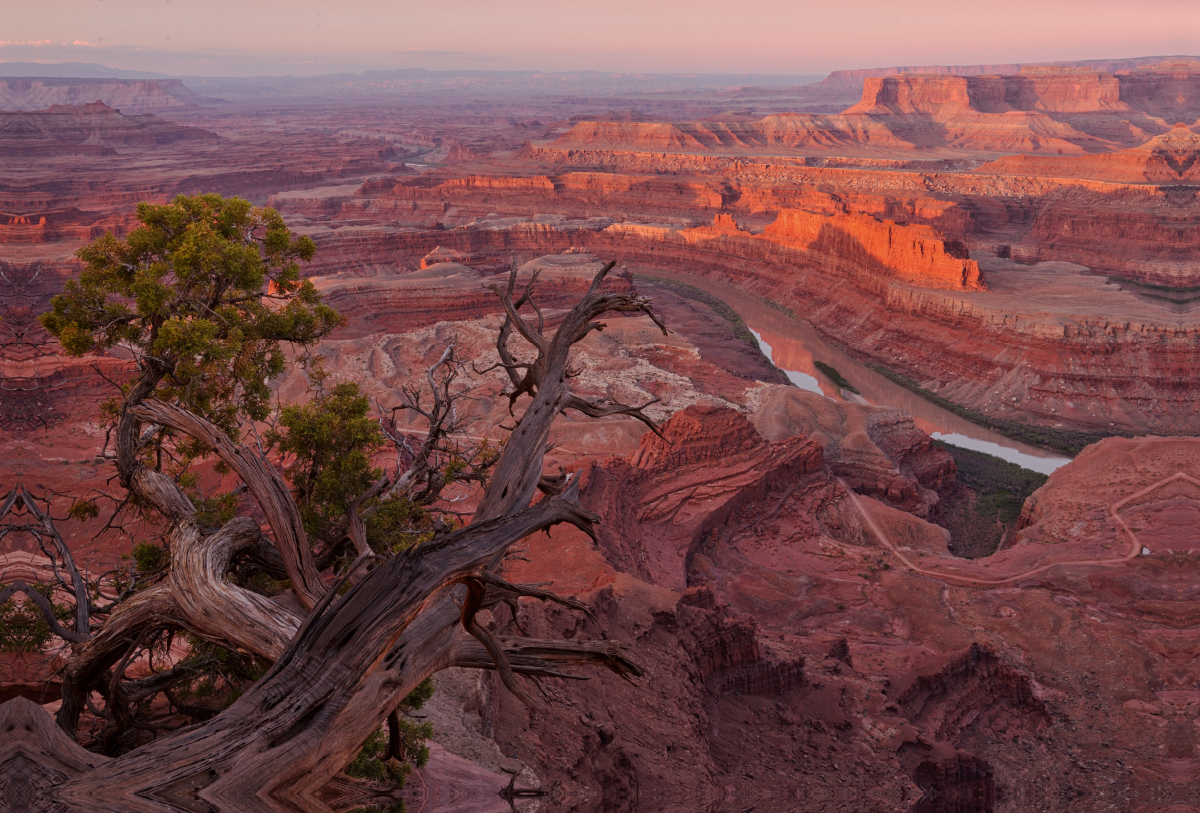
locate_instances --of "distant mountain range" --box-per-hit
[0,61,168,79]
[0,77,214,113]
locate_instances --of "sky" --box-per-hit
[5,0,1200,77]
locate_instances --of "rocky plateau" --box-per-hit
[6,57,1200,812]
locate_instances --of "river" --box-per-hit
[650,273,1072,475]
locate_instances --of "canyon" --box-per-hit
[5,56,1200,813]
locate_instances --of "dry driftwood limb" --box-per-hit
[380,344,459,504]
[376,342,496,514]
[53,489,604,811]
[475,569,596,637]
[460,576,536,709]
[451,636,645,681]
[57,583,181,737]
[56,518,303,737]
[477,260,666,524]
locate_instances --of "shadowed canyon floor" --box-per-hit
[6,60,1200,812]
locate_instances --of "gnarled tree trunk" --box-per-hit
[36,262,657,812]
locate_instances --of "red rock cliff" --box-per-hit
[847,70,1127,117]
[762,209,986,291]
[846,75,975,117]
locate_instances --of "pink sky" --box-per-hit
[6,0,1200,76]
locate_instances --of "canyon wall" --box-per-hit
[799,55,1199,107]
[760,210,985,291]
[848,70,1127,116]
[545,63,1200,162]
[288,213,1200,434]
[846,62,1200,122]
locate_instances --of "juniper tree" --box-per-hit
[26,193,654,812]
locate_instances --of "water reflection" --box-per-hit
[660,274,1072,474]
[929,432,1069,475]
[748,328,824,395]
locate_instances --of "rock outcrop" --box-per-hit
[582,404,831,588]
[978,121,1200,183]
[846,70,1129,117]
[761,209,985,291]
[752,386,957,517]
[463,404,1098,812]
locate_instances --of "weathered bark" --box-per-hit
[56,584,181,737]
[58,389,313,736]
[451,636,645,680]
[128,399,325,608]
[53,492,601,812]
[167,517,302,658]
[55,518,304,737]
[42,262,662,811]
[0,697,111,813]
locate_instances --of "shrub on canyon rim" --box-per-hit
[40,193,341,438]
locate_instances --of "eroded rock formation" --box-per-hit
[9,58,1200,812]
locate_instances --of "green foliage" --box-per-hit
[0,601,54,653]
[345,678,436,790]
[403,677,435,711]
[363,498,435,556]
[130,541,168,573]
[394,718,433,769]
[942,442,1048,523]
[814,361,859,395]
[0,585,69,653]
[271,380,383,543]
[40,194,341,438]
[346,729,415,785]
[67,498,100,521]
[110,542,169,596]
[269,377,440,556]
[937,442,1050,558]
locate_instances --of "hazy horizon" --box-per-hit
[7,0,1200,78]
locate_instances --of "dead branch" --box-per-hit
[16,487,91,635]
[0,581,91,643]
[476,260,666,523]
[128,399,324,608]
[39,260,659,812]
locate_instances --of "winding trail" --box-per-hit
[839,472,1199,587]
